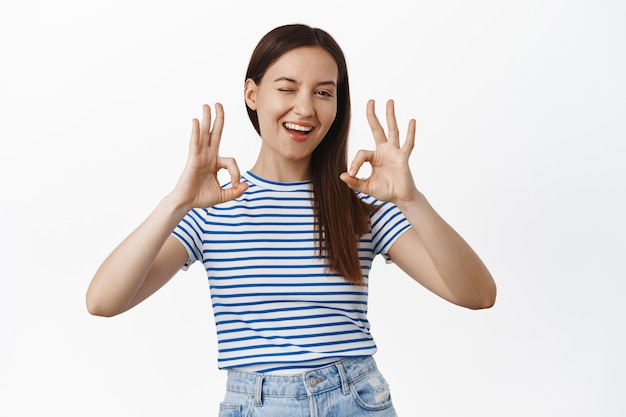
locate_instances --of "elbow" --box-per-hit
[466,269,497,310]
[470,296,495,310]
[468,284,497,310]
[86,300,115,318]
[451,277,496,310]
[85,293,121,318]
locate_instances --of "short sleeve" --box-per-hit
[171,208,205,270]
[361,194,412,261]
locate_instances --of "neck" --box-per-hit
[250,155,312,183]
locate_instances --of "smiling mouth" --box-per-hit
[283,122,313,133]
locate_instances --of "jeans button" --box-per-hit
[308,375,325,388]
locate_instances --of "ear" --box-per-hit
[244,78,258,111]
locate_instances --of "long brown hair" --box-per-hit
[245,24,372,285]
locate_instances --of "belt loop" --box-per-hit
[254,373,264,407]
[336,361,350,395]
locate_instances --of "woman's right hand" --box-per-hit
[86,104,248,317]
[170,103,248,210]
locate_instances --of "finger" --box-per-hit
[365,99,387,145]
[385,99,400,147]
[222,181,249,202]
[219,157,248,201]
[348,149,375,177]
[189,118,200,149]
[218,156,241,187]
[402,118,417,154]
[340,171,366,192]
[209,103,225,149]
[200,104,212,147]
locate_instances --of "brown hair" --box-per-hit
[245,24,372,285]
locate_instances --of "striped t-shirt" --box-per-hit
[172,171,411,374]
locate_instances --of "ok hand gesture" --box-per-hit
[340,99,418,204]
[171,104,248,210]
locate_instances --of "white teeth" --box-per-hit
[284,122,312,132]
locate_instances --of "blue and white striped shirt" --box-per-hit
[173,171,411,374]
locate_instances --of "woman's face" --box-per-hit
[245,46,339,168]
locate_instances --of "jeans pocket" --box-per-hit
[350,368,394,411]
[218,391,252,417]
[218,402,242,417]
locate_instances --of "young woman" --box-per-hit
[87,23,496,416]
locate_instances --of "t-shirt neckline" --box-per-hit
[243,171,312,192]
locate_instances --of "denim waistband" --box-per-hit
[225,356,378,401]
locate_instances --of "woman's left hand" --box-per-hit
[340,99,419,203]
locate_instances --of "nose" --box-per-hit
[293,92,315,117]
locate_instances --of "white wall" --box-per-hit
[1,0,625,416]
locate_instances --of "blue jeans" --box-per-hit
[218,356,398,416]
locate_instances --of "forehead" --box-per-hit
[264,46,339,82]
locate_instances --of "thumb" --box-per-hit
[222,182,249,202]
[340,172,365,192]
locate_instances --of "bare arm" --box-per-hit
[387,195,496,309]
[86,198,190,317]
[341,99,496,309]
[86,104,248,317]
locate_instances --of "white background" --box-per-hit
[1,0,625,416]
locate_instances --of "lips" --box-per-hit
[283,122,313,132]
[283,122,314,141]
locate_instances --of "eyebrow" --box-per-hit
[273,76,337,87]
